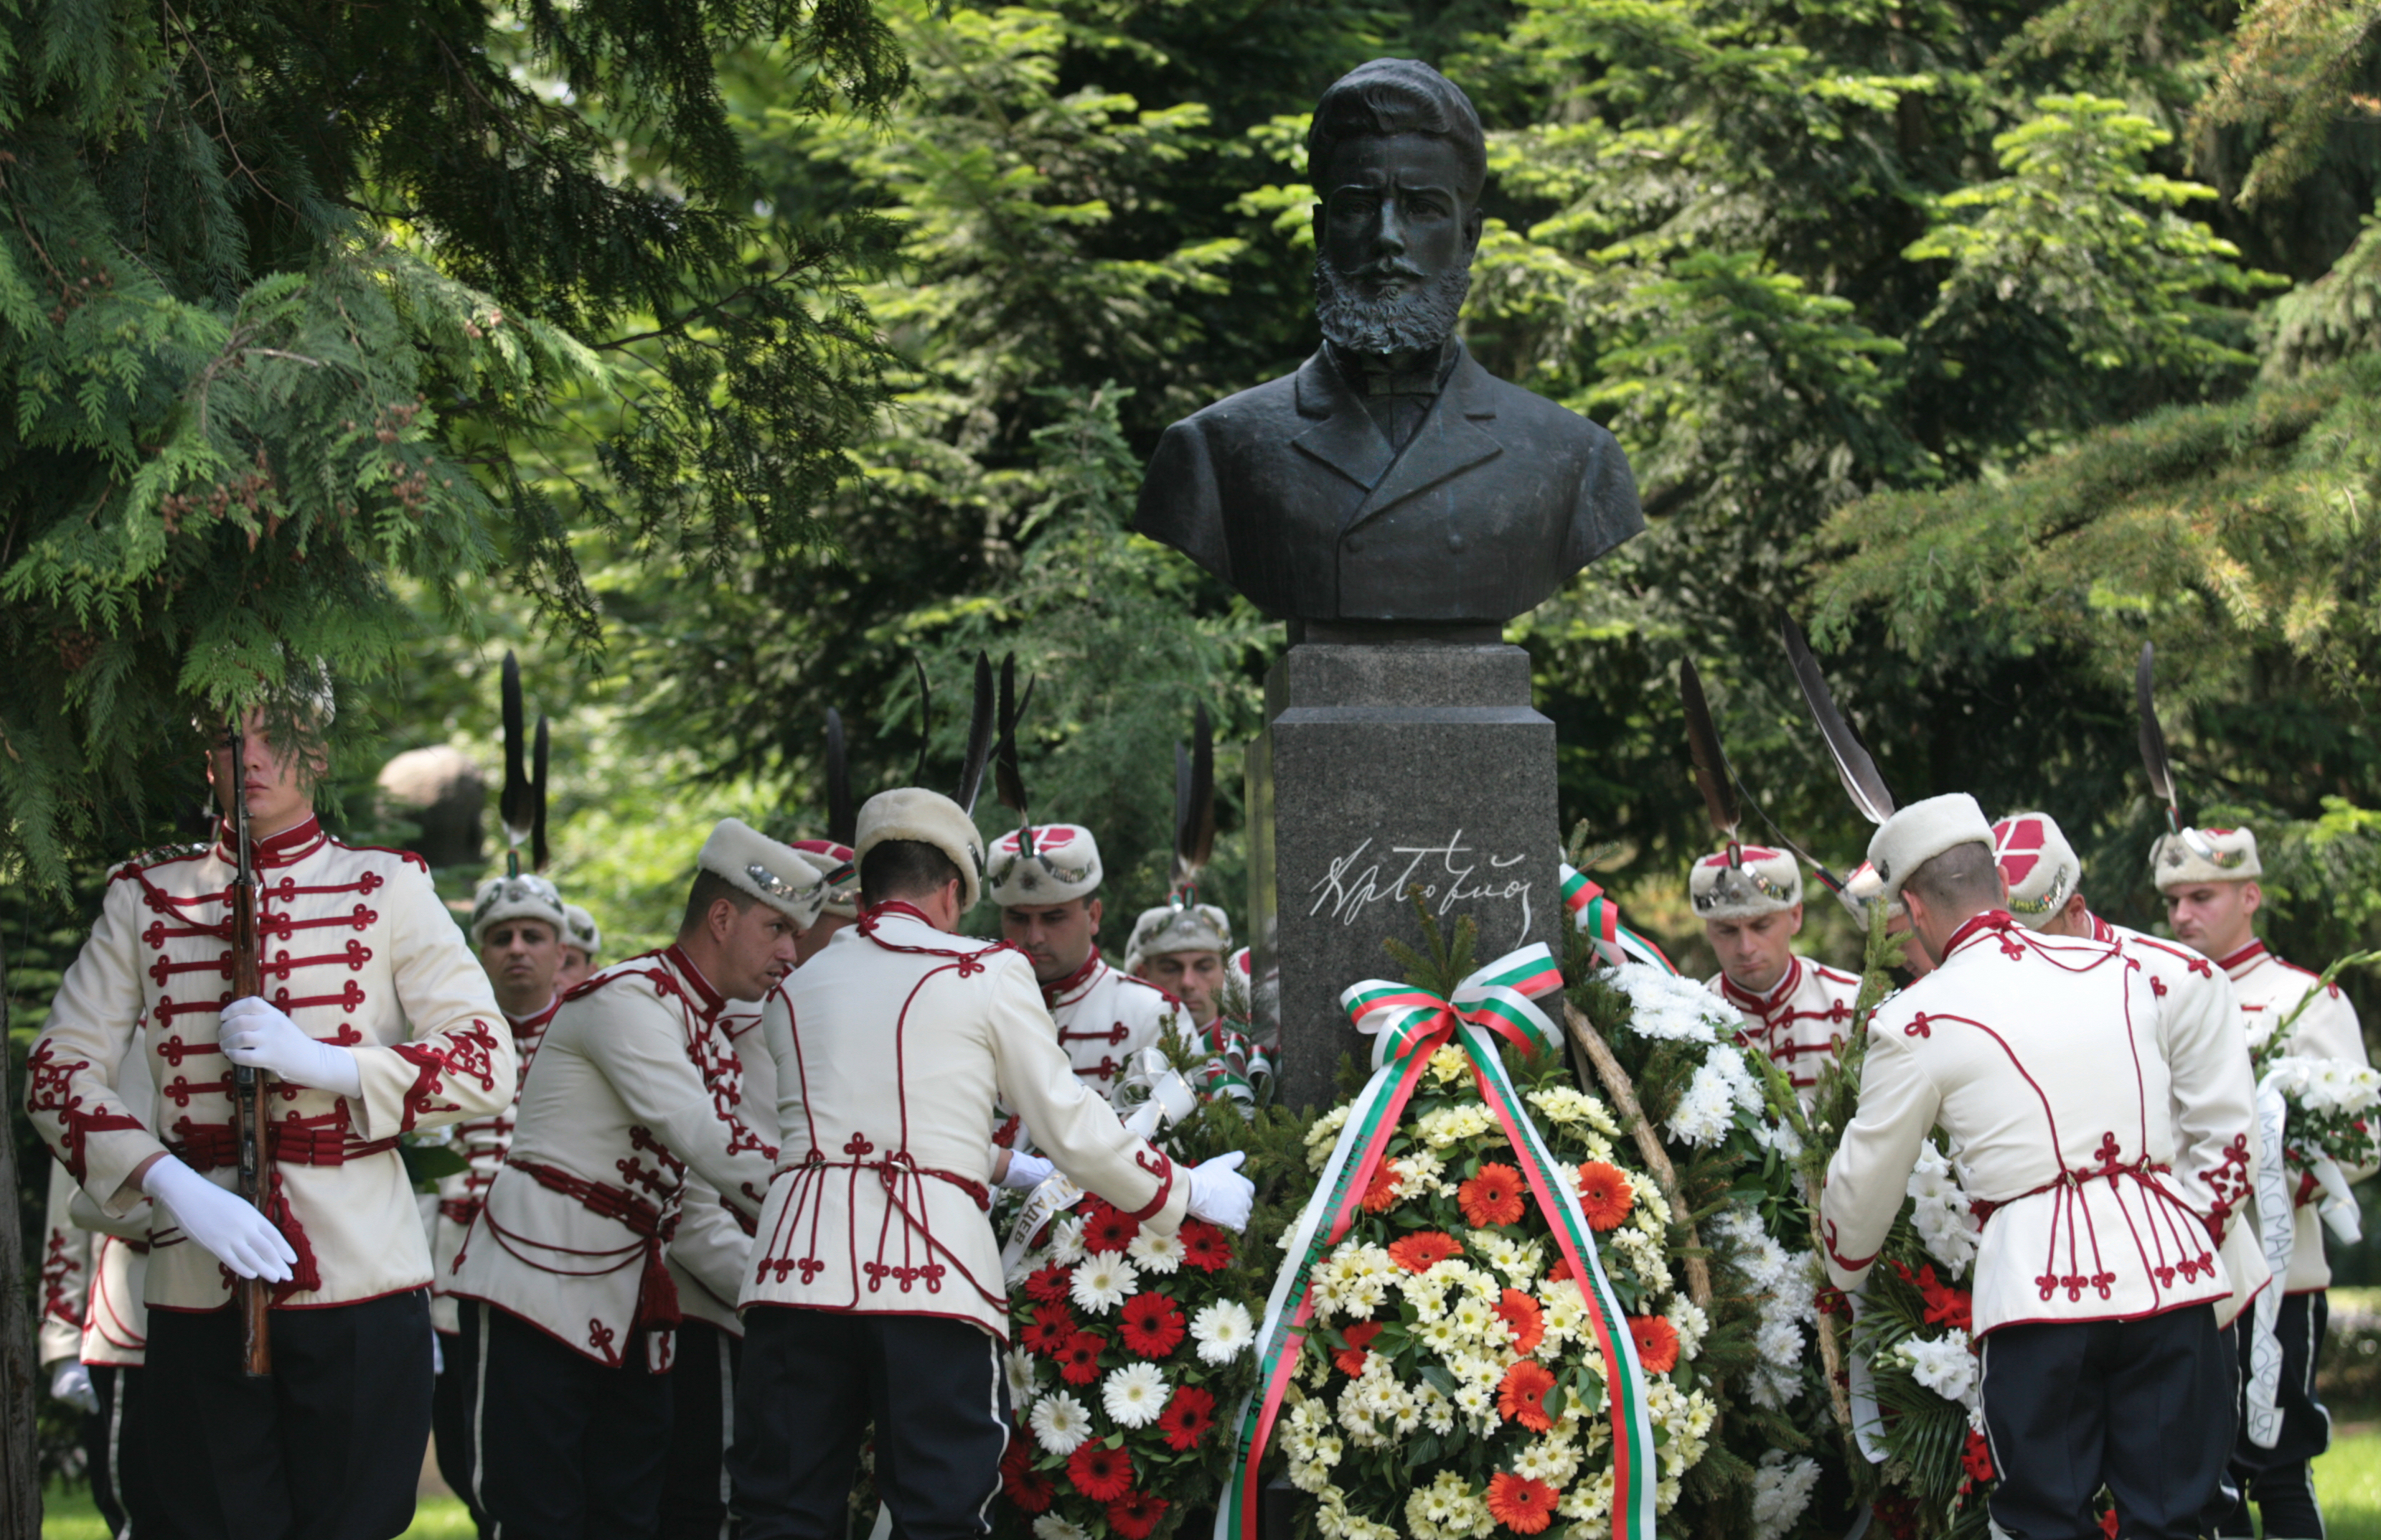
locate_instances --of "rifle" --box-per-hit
[225,722,273,1377]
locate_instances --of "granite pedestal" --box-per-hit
[1248,642,1561,1111]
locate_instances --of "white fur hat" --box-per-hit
[562,903,601,960]
[698,817,827,927]
[791,839,860,921]
[470,873,568,947]
[1866,793,1996,901]
[1992,812,2082,930]
[2151,825,2263,888]
[1126,903,1232,972]
[986,824,1102,908]
[1688,846,1802,920]
[855,789,987,911]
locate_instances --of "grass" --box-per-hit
[41,1483,481,1538]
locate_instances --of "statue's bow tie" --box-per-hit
[1361,370,1441,397]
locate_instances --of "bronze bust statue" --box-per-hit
[1132,60,1643,634]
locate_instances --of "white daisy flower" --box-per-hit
[1191,1299,1255,1364]
[1126,1229,1183,1274]
[1103,1361,1170,1427]
[1035,1516,1093,1540]
[1048,1216,1087,1265]
[1029,1391,1091,1455]
[1003,1346,1041,1406]
[1069,1250,1140,1315]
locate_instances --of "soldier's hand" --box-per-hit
[47,1361,98,1415]
[1185,1150,1254,1232]
[220,997,364,1097]
[1000,1152,1056,1191]
[142,1155,297,1283]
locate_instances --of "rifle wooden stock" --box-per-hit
[227,782,273,1378]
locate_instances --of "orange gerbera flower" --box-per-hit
[1495,1359,1557,1431]
[1386,1231,1462,1274]
[1574,1161,1634,1231]
[1485,1472,1561,1534]
[1494,1287,1545,1355]
[1458,1163,1527,1228]
[1628,1314,1680,1374]
[1332,1319,1384,1377]
[1361,1163,1403,1213]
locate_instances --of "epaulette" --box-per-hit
[116,841,209,877]
[339,840,431,873]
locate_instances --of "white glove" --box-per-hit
[1000,1152,1055,1191]
[219,996,362,1097]
[143,1155,296,1282]
[48,1361,98,1415]
[432,1331,446,1377]
[1184,1150,1254,1233]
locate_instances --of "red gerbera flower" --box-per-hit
[1020,1302,1077,1357]
[1459,1163,1528,1228]
[1497,1360,1557,1431]
[1960,1429,1994,1485]
[1118,1292,1187,1358]
[1485,1472,1561,1534]
[1056,1330,1105,1386]
[1332,1319,1384,1377]
[1495,1288,1545,1355]
[1000,1440,1054,1513]
[1574,1162,1634,1231]
[1386,1230,1462,1274]
[1107,1488,1170,1540]
[1179,1219,1234,1272]
[1628,1314,1680,1374]
[1066,1441,1134,1503]
[1156,1385,1216,1452]
[1079,1196,1140,1254]
[1894,1261,1976,1335]
[1024,1264,1074,1305]
[1361,1163,1404,1213]
[1543,1255,1572,1282]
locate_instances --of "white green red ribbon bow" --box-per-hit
[1561,863,1678,975]
[1214,943,1660,1540]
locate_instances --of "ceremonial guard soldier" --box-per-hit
[1125,902,1232,1030]
[558,902,604,994]
[1690,846,1859,1103]
[2155,825,2369,1540]
[987,823,1188,1097]
[427,870,573,1534]
[732,788,1256,1540]
[27,710,516,1540]
[1822,795,2255,1540]
[451,817,822,1539]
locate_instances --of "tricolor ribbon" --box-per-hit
[1214,944,1660,1540]
[2245,1076,2293,1448]
[1000,1049,1198,1277]
[1561,863,1678,975]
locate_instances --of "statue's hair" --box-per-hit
[1307,59,1485,203]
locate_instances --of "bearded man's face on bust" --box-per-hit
[1312,131,1483,357]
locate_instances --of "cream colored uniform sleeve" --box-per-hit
[1818,1022,1940,1292]
[349,861,517,1140]
[670,1179,752,1307]
[579,995,777,1224]
[37,1161,91,1370]
[2157,964,2257,1235]
[28,878,167,1213]
[987,956,1190,1234]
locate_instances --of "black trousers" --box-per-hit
[142,1290,434,1540]
[664,1320,742,1540]
[1978,1302,2232,1540]
[432,1328,494,1540]
[730,1308,1008,1540]
[82,1364,156,1539]
[2217,1290,2331,1538]
[467,1300,673,1540]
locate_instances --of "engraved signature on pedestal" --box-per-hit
[1307,832,1533,945]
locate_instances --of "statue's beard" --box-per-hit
[1312,256,1470,355]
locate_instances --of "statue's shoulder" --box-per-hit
[1166,367,1304,440]
[1464,359,1618,449]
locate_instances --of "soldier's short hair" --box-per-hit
[860,839,964,906]
[1904,840,2003,914]
[681,868,760,933]
[1307,60,1486,204]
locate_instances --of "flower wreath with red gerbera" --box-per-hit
[993,1079,1299,1540]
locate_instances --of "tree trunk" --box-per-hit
[0,939,39,1537]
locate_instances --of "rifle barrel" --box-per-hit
[226,720,273,1378]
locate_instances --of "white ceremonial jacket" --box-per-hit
[37,1161,90,1371]
[40,1159,160,1371]
[1706,954,1861,1105]
[1043,952,1188,1098]
[430,997,562,1335]
[1821,912,2253,1336]
[449,947,779,1369]
[744,906,1188,1340]
[29,817,515,1310]
[2222,938,2373,1292]
[668,1001,776,1337]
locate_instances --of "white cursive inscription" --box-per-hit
[1306,832,1535,947]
